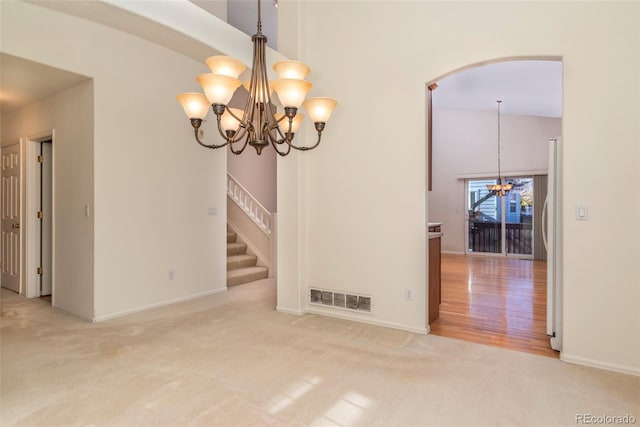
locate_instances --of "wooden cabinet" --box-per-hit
[428,235,441,324]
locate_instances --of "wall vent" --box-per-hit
[309,288,373,313]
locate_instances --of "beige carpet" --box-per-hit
[1,280,638,426]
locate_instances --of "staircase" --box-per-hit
[227,228,269,287]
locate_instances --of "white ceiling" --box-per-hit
[432,60,562,118]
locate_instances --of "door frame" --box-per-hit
[25,130,56,299]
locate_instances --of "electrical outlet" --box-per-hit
[168,269,175,280]
[208,207,217,216]
[405,288,413,301]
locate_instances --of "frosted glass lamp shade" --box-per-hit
[176,92,210,119]
[196,73,241,106]
[243,80,274,103]
[272,79,312,108]
[273,60,311,80]
[303,97,337,123]
[220,107,244,132]
[205,56,246,78]
[276,112,305,133]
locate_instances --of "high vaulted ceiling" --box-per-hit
[1,3,562,118]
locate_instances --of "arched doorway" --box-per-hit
[426,58,562,357]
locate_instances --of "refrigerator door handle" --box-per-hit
[542,196,549,251]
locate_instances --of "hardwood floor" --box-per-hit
[430,253,559,358]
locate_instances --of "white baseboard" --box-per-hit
[92,287,228,322]
[276,305,305,316]
[561,353,640,377]
[305,306,428,335]
[441,250,466,255]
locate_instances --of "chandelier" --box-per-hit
[486,100,513,196]
[176,0,337,156]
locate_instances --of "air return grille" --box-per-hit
[309,288,372,313]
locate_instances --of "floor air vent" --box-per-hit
[309,288,372,313]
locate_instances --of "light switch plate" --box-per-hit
[575,205,588,220]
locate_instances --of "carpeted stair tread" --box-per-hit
[227,254,258,271]
[227,266,269,287]
[227,242,247,256]
[227,231,237,243]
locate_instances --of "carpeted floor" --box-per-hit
[1,279,638,426]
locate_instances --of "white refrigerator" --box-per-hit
[543,137,562,351]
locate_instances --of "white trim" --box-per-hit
[276,306,305,316]
[227,173,271,236]
[441,250,465,255]
[560,353,640,377]
[92,287,227,322]
[305,306,429,335]
[457,170,548,180]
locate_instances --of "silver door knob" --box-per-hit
[12,223,20,229]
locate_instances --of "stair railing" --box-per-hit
[227,173,271,236]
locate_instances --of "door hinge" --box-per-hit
[37,211,44,219]
[37,267,43,275]
[37,155,44,163]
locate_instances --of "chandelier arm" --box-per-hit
[270,135,292,156]
[271,121,289,142]
[231,122,250,142]
[287,131,323,152]
[215,114,251,147]
[218,108,247,144]
[227,107,249,133]
[229,131,250,155]
[266,128,287,147]
[192,118,229,149]
[194,129,229,150]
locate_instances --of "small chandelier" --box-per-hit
[486,100,513,196]
[176,0,337,156]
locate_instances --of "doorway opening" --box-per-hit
[224,85,278,295]
[38,140,53,301]
[426,59,562,357]
[22,133,56,302]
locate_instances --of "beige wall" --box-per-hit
[227,148,277,213]
[278,1,639,374]
[430,108,561,254]
[1,1,228,320]
[1,81,95,319]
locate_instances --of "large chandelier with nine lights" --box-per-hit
[176,0,337,156]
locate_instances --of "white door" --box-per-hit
[1,144,21,292]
